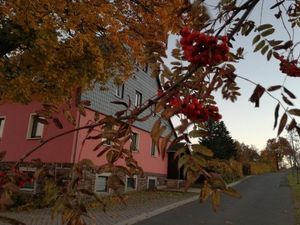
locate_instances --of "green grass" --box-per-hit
[288,171,300,225]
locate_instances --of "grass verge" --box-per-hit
[287,171,300,225]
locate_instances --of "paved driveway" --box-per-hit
[134,171,295,225]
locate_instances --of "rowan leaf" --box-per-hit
[288,109,300,116]
[249,84,265,107]
[111,101,128,108]
[211,190,221,212]
[222,187,241,198]
[287,119,297,131]
[267,50,273,60]
[200,182,212,203]
[52,117,63,129]
[257,24,273,31]
[277,113,288,136]
[173,147,187,159]
[254,40,265,52]
[191,144,213,157]
[252,35,261,45]
[282,94,294,106]
[261,28,275,37]
[273,103,280,129]
[283,87,296,99]
[261,45,269,55]
[267,85,281,92]
[160,133,172,160]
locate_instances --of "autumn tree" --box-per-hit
[1,0,300,223]
[234,141,260,163]
[0,0,188,104]
[261,137,293,170]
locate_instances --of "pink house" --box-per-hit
[0,67,175,193]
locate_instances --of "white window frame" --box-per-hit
[125,175,138,192]
[27,113,44,139]
[142,63,148,73]
[115,84,125,99]
[151,140,158,157]
[0,116,6,139]
[147,176,157,190]
[19,167,37,193]
[131,132,140,152]
[94,172,111,194]
[135,91,142,107]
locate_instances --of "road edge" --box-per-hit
[114,175,253,225]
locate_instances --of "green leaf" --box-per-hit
[267,50,273,60]
[261,28,275,37]
[252,35,261,45]
[254,40,265,52]
[257,24,273,31]
[261,45,269,55]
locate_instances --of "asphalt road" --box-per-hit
[134,171,296,225]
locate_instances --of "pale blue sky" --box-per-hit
[165,1,300,150]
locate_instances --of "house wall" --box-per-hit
[73,109,168,176]
[0,102,76,163]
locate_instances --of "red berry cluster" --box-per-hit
[276,55,300,77]
[169,95,222,122]
[180,27,229,66]
[0,169,33,188]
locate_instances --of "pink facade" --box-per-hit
[0,102,76,163]
[0,104,168,176]
[74,109,168,175]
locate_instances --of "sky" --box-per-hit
[165,0,300,151]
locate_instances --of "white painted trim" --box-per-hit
[94,172,111,194]
[115,84,125,99]
[26,113,44,140]
[147,176,157,190]
[125,175,138,192]
[131,131,140,152]
[150,141,158,158]
[19,167,37,193]
[0,116,6,139]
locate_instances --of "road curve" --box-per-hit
[134,171,296,225]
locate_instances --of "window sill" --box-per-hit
[26,137,42,140]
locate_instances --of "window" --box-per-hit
[147,177,157,190]
[135,91,142,107]
[125,175,138,191]
[0,117,5,139]
[95,173,110,193]
[19,167,37,193]
[131,132,139,152]
[151,141,158,157]
[27,114,44,139]
[142,64,148,73]
[115,84,124,98]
